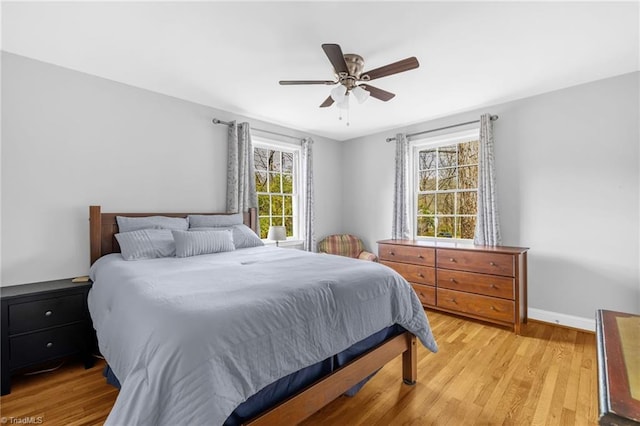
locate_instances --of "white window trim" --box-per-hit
[410,128,480,242]
[253,137,302,242]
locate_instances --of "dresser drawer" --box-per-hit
[9,294,85,334]
[379,244,435,266]
[9,323,87,367]
[437,288,514,323]
[382,261,435,286]
[411,283,436,306]
[437,269,515,299]
[437,249,514,277]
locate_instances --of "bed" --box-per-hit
[88,205,438,425]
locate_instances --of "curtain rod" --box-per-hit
[385,115,499,143]
[212,118,302,141]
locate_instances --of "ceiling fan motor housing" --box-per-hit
[337,54,369,89]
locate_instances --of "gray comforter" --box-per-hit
[88,246,438,425]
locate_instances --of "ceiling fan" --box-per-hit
[279,43,420,108]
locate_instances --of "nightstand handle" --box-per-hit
[45,310,52,317]
[46,342,53,348]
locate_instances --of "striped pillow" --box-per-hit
[172,229,235,258]
[115,229,176,261]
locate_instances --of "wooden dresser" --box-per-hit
[378,239,528,334]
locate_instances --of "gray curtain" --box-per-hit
[474,114,502,245]
[301,138,315,252]
[226,121,259,233]
[392,133,411,240]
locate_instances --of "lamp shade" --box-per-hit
[351,85,370,104]
[330,85,347,103]
[267,226,286,242]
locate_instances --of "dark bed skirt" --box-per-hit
[103,324,404,425]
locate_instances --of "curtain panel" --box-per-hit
[226,121,259,234]
[392,133,411,240]
[301,138,316,252]
[474,113,502,246]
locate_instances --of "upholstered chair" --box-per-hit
[317,234,378,262]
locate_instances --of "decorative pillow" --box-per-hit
[172,229,235,258]
[189,224,263,249]
[188,213,243,228]
[116,215,189,233]
[115,229,176,261]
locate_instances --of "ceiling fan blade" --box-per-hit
[360,84,396,102]
[322,44,348,75]
[361,57,419,81]
[279,80,336,85]
[319,96,334,108]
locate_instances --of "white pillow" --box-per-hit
[189,224,263,249]
[115,229,176,261]
[172,229,235,258]
[188,213,243,228]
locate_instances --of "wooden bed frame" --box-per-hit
[88,205,418,425]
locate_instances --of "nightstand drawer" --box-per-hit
[10,323,87,367]
[9,294,85,334]
[379,244,435,266]
[437,249,514,277]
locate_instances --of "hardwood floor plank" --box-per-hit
[1,311,598,425]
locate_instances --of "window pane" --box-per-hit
[283,195,293,215]
[459,140,478,166]
[419,150,436,170]
[438,168,457,190]
[438,146,457,168]
[284,216,293,236]
[282,174,293,194]
[259,217,270,238]
[272,195,284,215]
[437,216,454,238]
[272,216,283,226]
[282,152,293,173]
[269,173,281,192]
[254,148,269,171]
[417,193,435,215]
[459,166,477,189]
[437,193,454,215]
[419,171,436,191]
[457,191,477,215]
[269,150,281,172]
[417,216,435,237]
[256,171,268,192]
[258,194,270,216]
[459,216,476,240]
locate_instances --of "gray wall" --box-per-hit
[1,52,343,285]
[341,72,640,324]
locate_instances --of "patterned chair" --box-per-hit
[317,234,378,262]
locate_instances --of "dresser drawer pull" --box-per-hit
[449,298,457,304]
[449,258,456,262]
[418,254,424,259]
[417,273,424,278]
[449,278,456,283]
[46,342,53,348]
[489,262,496,266]
[45,310,53,317]
[388,251,395,256]
[490,284,497,289]
[490,306,497,311]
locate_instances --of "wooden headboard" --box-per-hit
[89,205,258,265]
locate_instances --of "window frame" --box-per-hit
[253,137,302,242]
[410,128,480,242]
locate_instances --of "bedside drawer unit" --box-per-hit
[382,261,435,286]
[378,244,435,266]
[437,249,514,277]
[437,269,514,299]
[1,279,95,395]
[9,294,85,334]
[411,283,436,307]
[437,288,515,323]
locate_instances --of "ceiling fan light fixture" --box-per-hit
[336,93,350,110]
[330,85,347,103]
[352,85,370,104]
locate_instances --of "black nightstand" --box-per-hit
[1,278,96,395]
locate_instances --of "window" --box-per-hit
[413,129,479,240]
[254,140,300,240]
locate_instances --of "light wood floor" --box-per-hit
[0,311,598,425]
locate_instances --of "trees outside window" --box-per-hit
[414,130,479,240]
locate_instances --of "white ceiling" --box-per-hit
[2,1,638,141]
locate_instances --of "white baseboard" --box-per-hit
[528,308,595,332]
